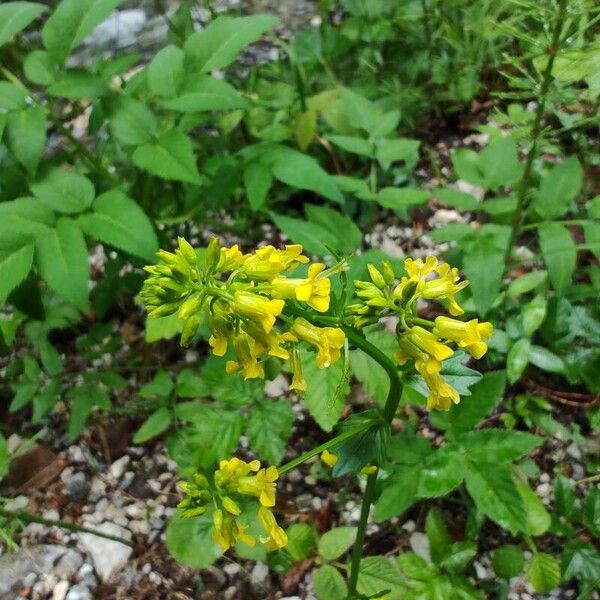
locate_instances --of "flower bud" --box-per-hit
[367,264,386,289]
[381,260,396,285]
[180,315,201,347]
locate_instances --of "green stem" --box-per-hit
[0,509,133,546]
[503,0,567,266]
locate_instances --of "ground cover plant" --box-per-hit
[0,0,599,599]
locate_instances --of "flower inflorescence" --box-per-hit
[178,458,286,552]
[349,256,493,410]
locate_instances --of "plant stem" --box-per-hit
[503,0,567,265]
[0,509,133,546]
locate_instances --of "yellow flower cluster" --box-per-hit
[141,237,347,390]
[178,457,287,552]
[349,256,493,411]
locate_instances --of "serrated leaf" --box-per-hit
[479,136,522,190]
[35,218,89,310]
[246,399,294,463]
[0,2,46,48]
[0,82,27,111]
[77,189,158,261]
[375,463,420,521]
[133,130,200,184]
[418,447,466,497]
[533,156,582,219]
[67,383,110,441]
[31,169,95,214]
[175,369,209,398]
[492,544,524,579]
[133,407,172,444]
[286,523,317,561]
[376,138,420,169]
[147,44,184,98]
[163,76,248,112]
[329,134,374,157]
[165,513,220,568]
[517,482,550,536]
[561,540,600,583]
[47,70,108,98]
[357,556,406,598]
[139,370,173,398]
[507,338,531,383]
[432,187,479,211]
[6,105,46,176]
[270,212,340,257]
[108,97,158,146]
[0,244,34,304]
[42,0,125,64]
[318,527,357,560]
[184,14,279,74]
[426,507,451,564]
[527,553,561,594]
[312,566,347,600]
[459,429,542,462]
[378,187,430,212]
[24,49,56,85]
[538,223,576,294]
[465,462,526,534]
[305,204,362,254]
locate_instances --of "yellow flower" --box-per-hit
[258,506,288,551]
[244,322,290,360]
[289,345,307,392]
[417,362,460,411]
[208,313,234,356]
[240,244,309,280]
[271,263,331,312]
[432,316,493,359]
[214,457,260,490]
[217,244,247,273]
[226,333,265,379]
[405,326,453,362]
[212,509,255,551]
[421,263,468,316]
[320,449,338,468]
[222,496,242,516]
[233,291,284,333]
[238,465,279,507]
[290,318,345,368]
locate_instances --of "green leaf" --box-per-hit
[538,223,576,294]
[175,369,209,398]
[397,552,438,580]
[10,381,38,412]
[430,371,506,431]
[533,156,582,219]
[286,523,317,561]
[338,87,380,133]
[165,513,220,568]
[244,162,272,210]
[479,136,522,190]
[270,213,340,256]
[507,270,547,298]
[527,553,561,594]
[246,399,294,464]
[517,482,550,536]
[507,338,531,384]
[521,294,547,337]
[318,527,357,560]
[329,134,374,157]
[459,429,542,462]
[305,204,362,254]
[432,187,479,211]
[24,50,57,85]
[584,221,600,261]
[375,463,420,521]
[184,14,279,74]
[0,244,34,304]
[32,379,60,423]
[67,383,110,441]
[465,462,526,534]
[133,407,172,444]
[108,97,158,146]
[163,76,248,112]
[47,70,108,98]
[0,2,47,48]
[528,345,565,375]
[147,44,184,98]
[133,130,200,184]
[491,545,525,579]
[0,82,27,111]
[42,0,125,64]
[357,556,406,598]
[561,540,600,583]
[35,218,89,310]
[583,487,600,538]
[0,433,9,479]
[376,138,420,169]
[31,168,95,214]
[77,189,158,261]
[312,566,347,600]
[426,507,451,564]
[377,187,430,212]
[418,447,466,497]
[145,313,183,342]
[139,370,173,398]
[6,105,46,175]
[554,476,579,520]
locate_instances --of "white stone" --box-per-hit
[409,532,431,562]
[108,455,130,480]
[250,562,269,587]
[53,580,70,600]
[78,523,132,582]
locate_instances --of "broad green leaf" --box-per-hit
[0,82,27,111]
[465,462,526,534]
[528,345,565,375]
[305,204,362,254]
[522,295,546,337]
[286,523,317,561]
[244,162,272,210]
[108,97,158,146]
[31,169,95,214]
[165,513,220,568]
[147,44,184,98]
[6,105,46,175]
[439,541,477,574]
[133,407,172,443]
[426,507,451,564]
[67,383,110,441]
[10,382,38,412]
[295,109,317,150]
[452,148,484,187]
[42,0,125,64]
[561,540,600,583]
[246,399,294,464]
[554,476,579,520]
[145,313,183,342]
[32,379,60,423]
[375,463,420,521]
[184,14,279,73]
[517,482,550,537]
[533,156,582,219]
[139,370,173,398]
[270,213,340,256]
[77,189,158,261]
[318,527,357,560]
[175,369,209,398]
[507,270,547,299]
[47,70,109,98]
[24,50,57,85]
[460,429,542,462]
[298,348,347,431]
[357,556,406,599]
[329,134,374,157]
[312,566,347,600]
[479,136,522,190]
[35,218,89,310]
[538,223,575,294]
[418,447,466,497]
[0,244,34,304]
[0,2,47,48]
[527,553,561,594]
[378,187,430,212]
[163,76,248,112]
[376,138,420,169]
[430,371,506,431]
[338,87,381,133]
[507,337,531,383]
[432,187,479,211]
[133,130,200,184]
[492,545,524,579]
[397,552,437,579]
[584,221,600,261]
[584,487,600,538]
